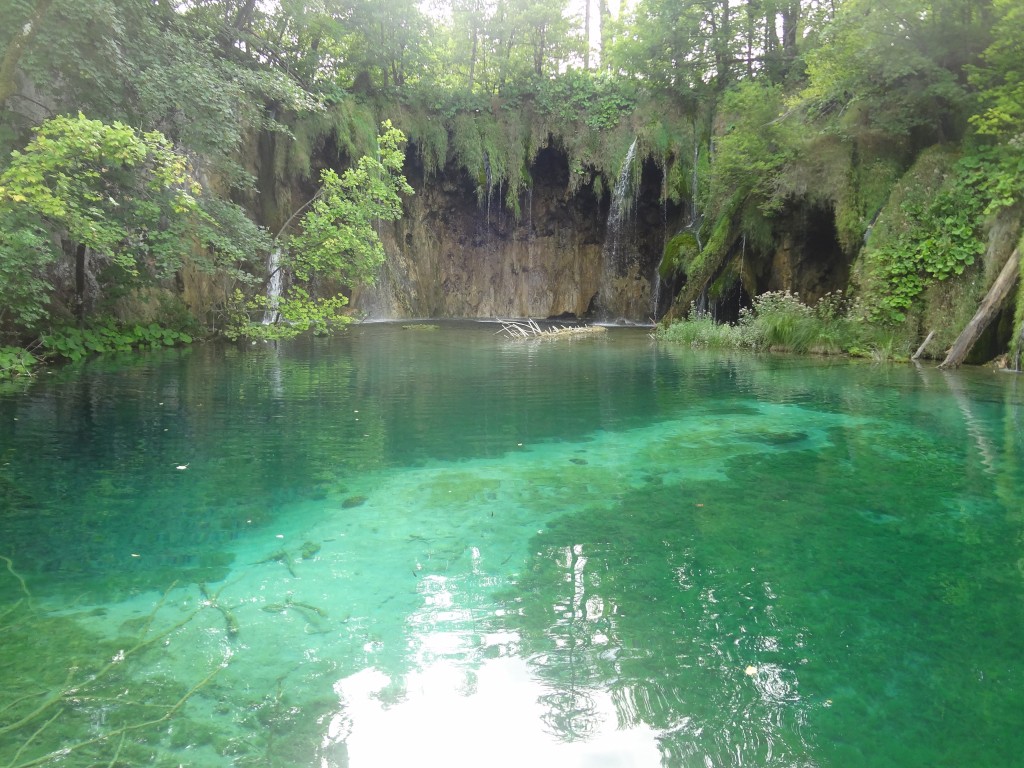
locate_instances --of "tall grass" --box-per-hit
[656,313,744,349]
[657,290,907,359]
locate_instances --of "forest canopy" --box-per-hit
[0,0,1021,367]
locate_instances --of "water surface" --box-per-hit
[1,322,1022,767]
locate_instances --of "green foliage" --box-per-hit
[0,114,211,333]
[190,196,272,283]
[672,191,745,312]
[274,100,380,187]
[968,0,1024,147]
[863,148,989,323]
[228,122,412,340]
[534,70,637,133]
[41,321,193,362]
[656,312,743,349]
[223,288,353,341]
[798,0,983,143]
[661,232,701,277]
[0,208,55,332]
[740,290,861,354]
[709,81,795,216]
[0,345,37,380]
[0,114,198,260]
[288,121,412,285]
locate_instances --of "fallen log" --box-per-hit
[498,319,608,341]
[912,330,936,361]
[939,248,1020,369]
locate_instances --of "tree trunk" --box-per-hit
[74,242,88,328]
[584,0,591,70]
[598,0,610,68]
[939,248,1020,368]
[912,330,935,361]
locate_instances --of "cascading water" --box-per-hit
[1013,322,1024,372]
[598,138,644,320]
[484,152,492,234]
[649,152,672,320]
[262,247,283,325]
[604,138,637,277]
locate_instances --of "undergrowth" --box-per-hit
[658,290,908,359]
[41,322,193,362]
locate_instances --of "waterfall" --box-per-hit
[605,138,638,276]
[690,140,701,228]
[262,247,283,325]
[360,253,400,320]
[526,184,533,239]
[598,139,640,319]
[484,152,492,234]
[1013,321,1024,372]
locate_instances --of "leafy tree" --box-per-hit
[966,0,1024,216]
[970,0,1024,146]
[0,114,201,332]
[798,0,990,144]
[449,0,493,92]
[708,80,795,215]
[0,0,52,105]
[289,122,413,284]
[231,121,413,339]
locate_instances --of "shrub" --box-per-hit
[656,312,743,349]
[658,290,904,359]
[0,346,37,381]
[41,322,193,362]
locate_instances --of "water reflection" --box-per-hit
[503,522,821,767]
[329,657,663,768]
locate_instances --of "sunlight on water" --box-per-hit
[1,322,1022,767]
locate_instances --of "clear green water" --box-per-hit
[1,321,1022,767]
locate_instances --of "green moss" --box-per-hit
[672,191,745,313]
[662,231,700,276]
[856,145,965,324]
[1008,238,1024,367]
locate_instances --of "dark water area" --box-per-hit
[1,321,1022,767]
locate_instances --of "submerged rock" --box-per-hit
[300,541,321,559]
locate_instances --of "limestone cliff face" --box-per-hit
[351,142,860,323]
[353,147,674,321]
[760,204,852,303]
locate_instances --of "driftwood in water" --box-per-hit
[912,330,936,361]
[939,248,1020,369]
[498,318,607,341]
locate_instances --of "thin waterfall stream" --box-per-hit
[262,246,284,325]
[598,138,641,319]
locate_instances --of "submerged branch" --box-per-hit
[1,556,31,599]
[9,664,224,768]
[1,581,233,767]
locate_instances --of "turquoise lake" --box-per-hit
[1,321,1022,767]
